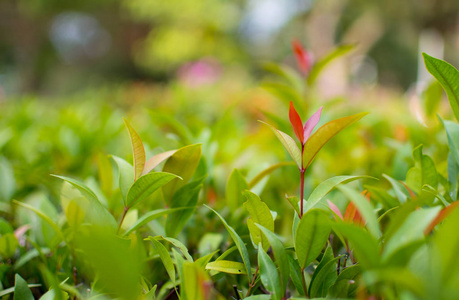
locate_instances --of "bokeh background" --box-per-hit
[0,0,458,96]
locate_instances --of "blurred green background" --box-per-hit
[0,0,458,96]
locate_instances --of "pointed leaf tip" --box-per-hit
[289,101,304,144]
[123,118,146,181]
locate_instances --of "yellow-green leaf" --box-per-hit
[303,112,368,169]
[243,191,274,251]
[226,169,248,213]
[205,205,252,279]
[162,144,202,203]
[205,260,247,274]
[147,238,175,285]
[123,118,146,181]
[260,121,301,169]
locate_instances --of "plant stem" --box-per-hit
[246,265,259,297]
[300,144,305,218]
[300,267,309,298]
[117,206,129,234]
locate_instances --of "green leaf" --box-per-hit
[303,112,368,170]
[111,155,134,203]
[305,175,375,211]
[295,209,331,269]
[441,118,459,166]
[172,248,185,299]
[286,196,300,217]
[307,44,355,86]
[205,260,247,274]
[309,255,339,298]
[205,205,252,279]
[423,80,443,118]
[123,207,189,236]
[182,261,209,300]
[243,191,274,251]
[162,144,202,203]
[329,265,361,298]
[382,174,409,203]
[13,274,34,300]
[0,233,19,258]
[40,289,69,300]
[256,224,290,295]
[13,200,65,242]
[127,172,181,208]
[123,118,146,181]
[52,175,117,231]
[423,53,459,122]
[195,250,219,268]
[260,121,301,169]
[383,206,440,261]
[226,169,249,212]
[76,226,143,299]
[147,238,175,285]
[337,185,381,238]
[258,243,282,300]
[332,223,380,268]
[153,236,193,262]
[0,285,40,298]
[287,253,305,296]
[434,206,459,280]
[406,145,438,194]
[166,178,204,237]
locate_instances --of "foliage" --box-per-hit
[0,48,458,300]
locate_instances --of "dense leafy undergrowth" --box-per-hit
[0,49,459,300]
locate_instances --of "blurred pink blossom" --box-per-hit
[177,58,222,88]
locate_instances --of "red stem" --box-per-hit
[300,144,305,218]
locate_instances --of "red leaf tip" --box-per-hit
[289,101,304,144]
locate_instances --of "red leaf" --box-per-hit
[289,101,304,144]
[303,106,323,143]
[344,190,370,226]
[292,39,313,74]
